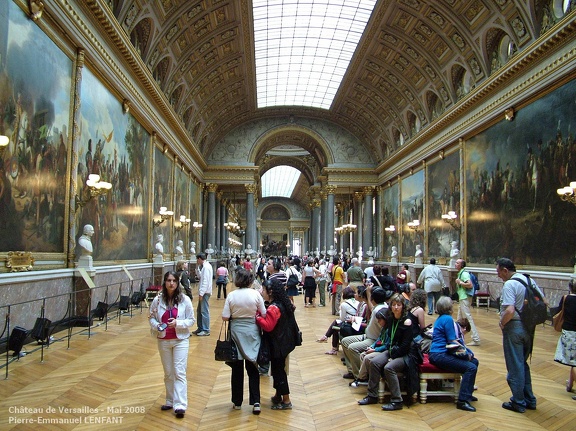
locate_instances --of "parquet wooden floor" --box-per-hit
[1,288,575,430]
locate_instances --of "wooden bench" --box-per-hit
[418,354,461,404]
[475,292,490,308]
[378,371,418,404]
[145,285,161,306]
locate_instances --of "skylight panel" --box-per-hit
[261,166,301,198]
[253,0,377,109]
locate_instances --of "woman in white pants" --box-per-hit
[150,271,195,419]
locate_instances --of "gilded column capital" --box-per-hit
[354,191,365,201]
[77,48,85,67]
[217,191,223,200]
[325,184,337,195]
[206,183,218,193]
[245,183,257,194]
[374,185,381,193]
[320,189,328,200]
[312,199,321,208]
[363,186,374,196]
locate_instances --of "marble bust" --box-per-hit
[415,244,423,257]
[189,241,196,254]
[244,244,255,256]
[366,246,375,264]
[174,240,184,258]
[449,241,460,268]
[78,224,94,256]
[391,246,398,258]
[154,234,164,256]
[327,245,336,256]
[205,243,214,259]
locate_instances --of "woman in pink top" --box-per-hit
[216,262,229,299]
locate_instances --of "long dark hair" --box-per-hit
[161,271,183,306]
[266,278,294,315]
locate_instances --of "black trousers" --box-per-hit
[230,359,260,406]
[271,356,290,396]
[217,283,227,299]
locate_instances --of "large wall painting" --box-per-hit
[382,183,398,258]
[153,146,173,253]
[427,151,460,257]
[0,1,72,252]
[466,78,576,266]
[401,170,424,257]
[78,68,150,261]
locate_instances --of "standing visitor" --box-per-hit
[496,257,539,413]
[149,271,195,419]
[222,268,267,414]
[195,253,213,336]
[256,278,300,410]
[417,258,445,315]
[455,259,481,346]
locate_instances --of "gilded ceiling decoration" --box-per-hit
[108,0,553,166]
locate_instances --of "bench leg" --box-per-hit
[419,378,428,404]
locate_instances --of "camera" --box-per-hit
[157,323,168,331]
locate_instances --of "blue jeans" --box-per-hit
[197,293,211,332]
[502,320,537,408]
[429,351,478,402]
[427,291,441,313]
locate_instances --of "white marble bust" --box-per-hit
[205,243,214,259]
[449,241,460,268]
[244,244,255,256]
[415,244,423,257]
[174,240,184,258]
[327,245,336,256]
[189,241,196,254]
[78,224,94,256]
[391,246,398,258]
[154,234,164,256]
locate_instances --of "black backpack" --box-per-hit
[512,274,548,329]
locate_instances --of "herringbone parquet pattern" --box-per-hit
[1,288,575,430]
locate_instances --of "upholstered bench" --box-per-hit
[377,371,413,404]
[475,292,490,308]
[145,285,161,305]
[418,354,461,404]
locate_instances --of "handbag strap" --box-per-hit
[219,320,228,340]
[373,276,383,289]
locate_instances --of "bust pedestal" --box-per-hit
[77,255,94,271]
[415,257,423,266]
[153,254,164,264]
[390,256,398,264]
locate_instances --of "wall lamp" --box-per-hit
[557,182,576,205]
[0,135,9,157]
[153,206,174,227]
[441,210,460,229]
[407,220,420,232]
[175,215,191,231]
[191,221,203,232]
[75,174,112,211]
[384,225,396,233]
[504,107,515,121]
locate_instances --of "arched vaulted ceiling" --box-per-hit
[109,0,551,165]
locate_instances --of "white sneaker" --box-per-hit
[468,341,481,346]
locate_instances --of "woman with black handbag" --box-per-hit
[256,278,299,410]
[222,268,267,415]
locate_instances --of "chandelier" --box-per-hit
[335,188,357,235]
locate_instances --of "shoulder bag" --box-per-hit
[214,320,238,362]
[553,295,567,332]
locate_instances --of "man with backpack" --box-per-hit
[455,259,481,346]
[496,257,546,413]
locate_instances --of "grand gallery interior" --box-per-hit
[1,1,576,429]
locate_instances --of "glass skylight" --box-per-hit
[253,0,377,109]
[261,165,301,198]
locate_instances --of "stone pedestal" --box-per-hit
[73,269,96,326]
[391,257,398,264]
[77,256,94,271]
[415,257,423,266]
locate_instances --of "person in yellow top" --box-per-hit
[330,256,346,316]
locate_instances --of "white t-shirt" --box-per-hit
[222,288,266,319]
